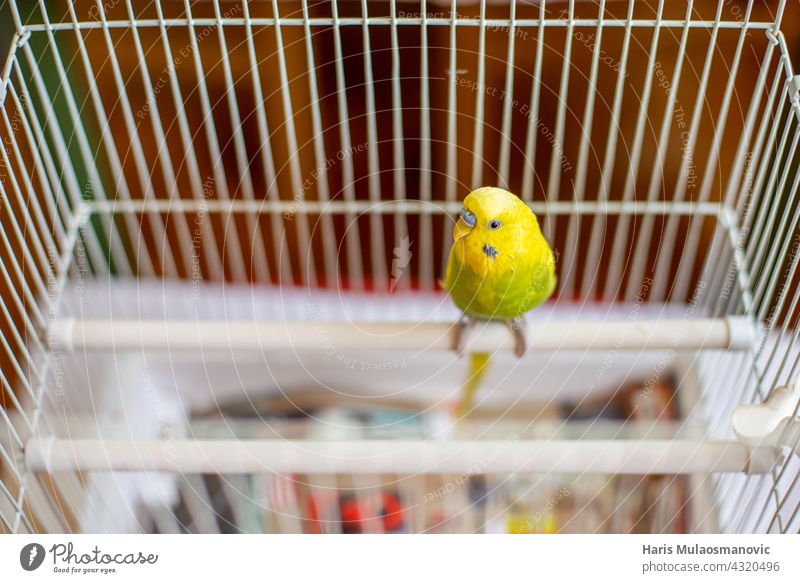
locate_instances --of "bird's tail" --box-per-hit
[457,352,492,420]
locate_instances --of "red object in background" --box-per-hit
[307,491,404,533]
[340,492,404,533]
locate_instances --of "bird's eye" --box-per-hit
[460,208,476,227]
[488,219,502,230]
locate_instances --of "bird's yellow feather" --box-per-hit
[445,187,557,422]
[445,187,556,320]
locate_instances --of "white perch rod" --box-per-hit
[48,316,754,352]
[25,438,777,475]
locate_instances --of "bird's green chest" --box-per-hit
[445,243,554,320]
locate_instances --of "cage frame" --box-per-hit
[1,0,800,534]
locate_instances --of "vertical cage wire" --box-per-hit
[0,32,91,532]
[0,0,785,298]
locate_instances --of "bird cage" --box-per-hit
[1,0,799,534]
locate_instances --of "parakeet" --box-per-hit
[445,187,557,416]
[445,186,557,349]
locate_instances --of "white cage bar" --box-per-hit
[25,437,780,475]
[47,316,756,352]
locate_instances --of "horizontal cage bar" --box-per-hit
[25,438,779,475]
[47,317,756,352]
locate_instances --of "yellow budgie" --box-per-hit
[444,187,557,417]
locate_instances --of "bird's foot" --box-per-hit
[452,315,474,357]
[507,317,527,358]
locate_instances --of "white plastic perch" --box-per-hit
[25,438,778,475]
[47,316,755,352]
[733,377,800,449]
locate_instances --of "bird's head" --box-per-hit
[453,187,540,260]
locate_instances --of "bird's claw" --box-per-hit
[453,316,473,357]
[507,317,527,358]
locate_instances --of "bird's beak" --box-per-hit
[453,218,473,242]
